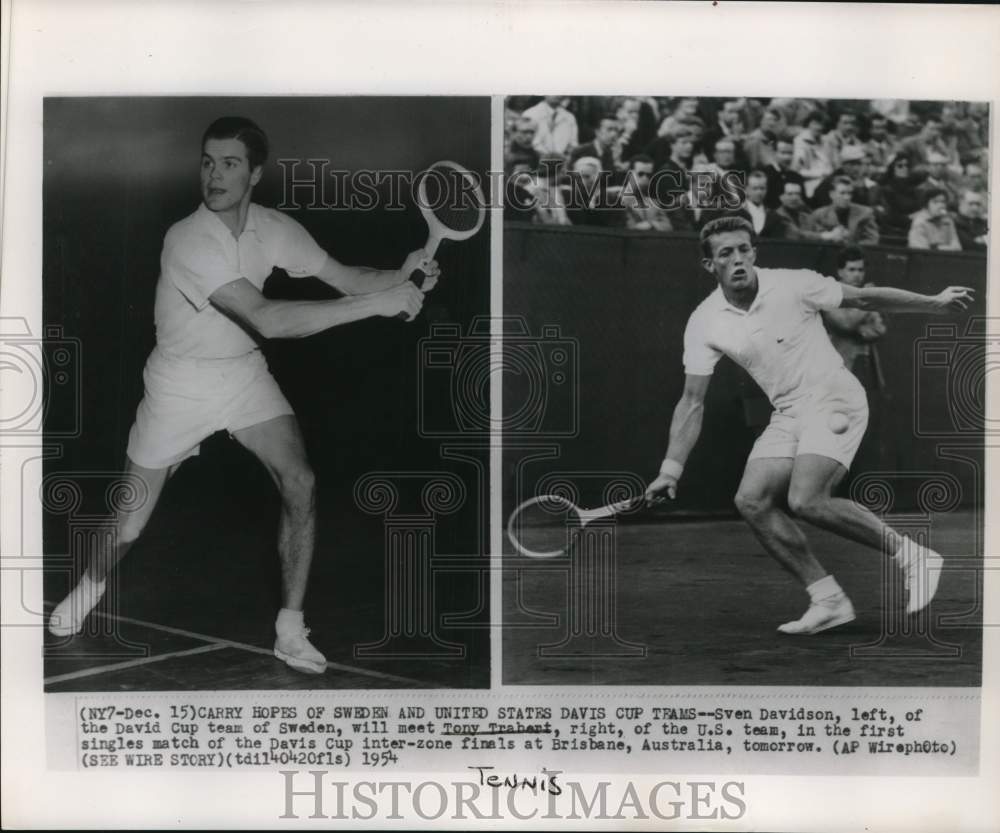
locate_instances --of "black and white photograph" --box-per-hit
[39,96,492,690]
[503,94,989,687]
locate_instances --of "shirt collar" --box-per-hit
[713,270,774,315]
[196,201,261,241]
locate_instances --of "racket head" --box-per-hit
[506,494,581,559]
[416,160,487,244]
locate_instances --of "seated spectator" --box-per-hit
[776,181,848,242]
[769,97,822,131]
[645,129,694,182]
[743,108,783,169]
[822,246,888,378]
[807,176,880,245]
[730,170,785,238]
[529,157,572,226]
[690,138,745,226]
[907,188,961,251]
[763,139,805,209]
[521,96,579,157]
[505,117,540,174]
[899,116,956,173]
[822,110,863,170]
[617,96,658,161]
[793,110,834,199]
[864,114,898,175]
[953,189,988,251]
[872,154,925,238]
[959,157,988,193]
[563,156,621,227]
[658,97,701,137]
[811,144,877,207]
[917,151,961,208]
[570,115,622,174]
[702,99,750,169]
[621,155,673,231]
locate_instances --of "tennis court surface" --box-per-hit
[503,509,982,687]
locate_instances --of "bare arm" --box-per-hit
[644,374,711,501]
[314,249,439,296]
[839,283,974,314]
[209,278,425,339]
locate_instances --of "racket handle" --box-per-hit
[394,268,429,321]
[394,235,441,320]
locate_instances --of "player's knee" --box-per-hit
[787,491,826,523]
[734,490,772,521]
[279,464,315,507]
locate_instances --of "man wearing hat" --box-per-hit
[810,144,876,208]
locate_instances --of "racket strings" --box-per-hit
[421,166,484,233]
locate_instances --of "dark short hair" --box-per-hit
[202,117,269,170]
[629,153,654,169]
[836,246,865,269]
[922,186,948,206]
[805,110,826,128]
[700,216,756,258]
[747,169,768,183]
[832,175,854,191]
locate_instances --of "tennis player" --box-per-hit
[644,217,973,634]
[48,117,438,673]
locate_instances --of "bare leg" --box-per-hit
[230,415,316,611]
[786,454,902,554]
[734,458,827,586]
[87,458,177,582]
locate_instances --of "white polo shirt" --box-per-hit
[683,268,846,411]
[154,202,329,358]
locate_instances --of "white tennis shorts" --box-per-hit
[747,368,869,470]
[126,347,294,469]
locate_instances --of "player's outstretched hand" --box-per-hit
[400,248,441,293]
[933,286,975,313]
[644,474,678,505]
[378,282,425,321]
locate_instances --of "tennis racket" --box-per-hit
[506,493,663,559]
[397,160,487,320]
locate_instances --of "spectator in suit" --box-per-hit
[908,188,961,251]
[917,151,961,209]
[763,139,805,209]
[953,189,988,251]
[793,110,834,199]
[864,115,898,175]
[731,170,785,238]
[657,97,701,137]
[807,176,880,245]
[564,156,621,227]
[504,117,540,174]
[822,111,863,171]
[527,157,572,226]
[570,115,622,174]
[522,96,579,158]
[776,181,847,242]
[690,138,744,226]
[703,99,750,170]
[811,145,877,208]
[743,108,783,170]
[872,154,925,238]
[622,155,673,231]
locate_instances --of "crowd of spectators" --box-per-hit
[504,96,989,252]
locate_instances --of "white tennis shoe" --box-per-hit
[778,593,856,635]
[274,625,328,674]
[48,575,106,637]
[896,538,944,614]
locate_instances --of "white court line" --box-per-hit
[44,604,434,687]
[44,642,228,685]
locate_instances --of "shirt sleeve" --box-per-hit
[161,228,243,311]
[682,307,723,376]
[271,212,330,278]
[797,269,844,312]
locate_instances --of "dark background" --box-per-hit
[43,97,492,687]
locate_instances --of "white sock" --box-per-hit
[807,575,844,603]
[276,608,304,633]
